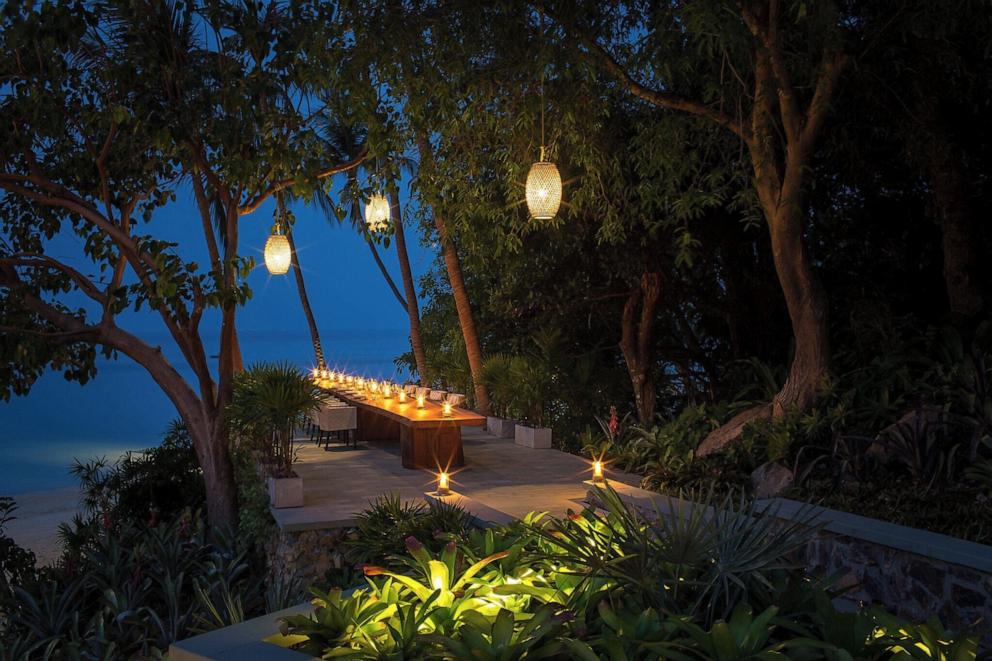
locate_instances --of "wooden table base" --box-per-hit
[400,425,465,470]
[354,406,466,470]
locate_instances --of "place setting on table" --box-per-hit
[309,368,484,469]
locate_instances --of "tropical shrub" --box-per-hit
[282,486,978,659]
[0,510,291,658]
[69,419,205,526]
[229,362,324,477]
[345,493,476,566]
[0,498,36,614]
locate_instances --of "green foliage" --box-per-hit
[0,498,37,614]
[229,362,323,476]
[345,493,476,567]
[282,486,978,659]
[69,419,204,525]
[0,512,274,658]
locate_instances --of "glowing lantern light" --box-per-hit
[592,460,605,484]
[398,390,407,403]
[364,193,390,232]
[442,401,453,417]
[525,151,562,220]
[263,226,291,275]
[416,393,426,409]
[437,472,451,496]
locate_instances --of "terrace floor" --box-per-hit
[270,427,643,532]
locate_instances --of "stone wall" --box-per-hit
[584,488,992,645]
[267,526,352,589]
[803,530,991,640]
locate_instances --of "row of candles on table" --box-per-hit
[311,368,455,417]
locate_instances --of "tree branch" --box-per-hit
[237,146,370,216]
[543,8,749,141]
[798,49,847,158]
[740,0,802,141]
[1,254,106,303]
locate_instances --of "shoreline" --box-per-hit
[3,486,81,567]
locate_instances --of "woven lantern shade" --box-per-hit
[364,193,390,232]
[263,229,291,275]
[525,160,561,220]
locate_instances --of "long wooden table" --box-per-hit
[325,388,485,470]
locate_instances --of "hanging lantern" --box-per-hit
[526,147,561,220]
[364,193,390,232]
[264,224,291,275]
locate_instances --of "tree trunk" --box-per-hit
[285,225,326,368]
[415,134,490,413]
[189,416,238,528]
[917,99,985,323]
[434,212,491,414]
[390,190,429,384]
[619,272,661,424]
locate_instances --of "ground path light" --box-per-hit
[592,460,605,484]
[436,471,451,496]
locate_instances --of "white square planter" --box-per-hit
[514,425,552,449]
[486,416,516,438]
[267,476,304,509]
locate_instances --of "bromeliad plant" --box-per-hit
[280,486,979,659]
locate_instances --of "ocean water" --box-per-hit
[0,328,409,494]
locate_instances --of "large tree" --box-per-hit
[0,2,366,526]
[542,0,848,453]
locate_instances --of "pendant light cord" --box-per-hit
[539,2,546,161]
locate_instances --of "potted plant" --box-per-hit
[230,362,323,508]
[483,351,553,448]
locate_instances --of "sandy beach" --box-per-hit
[4,487,81,566]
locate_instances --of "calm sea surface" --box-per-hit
[0,328,409,494]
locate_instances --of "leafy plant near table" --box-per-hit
[282,486,979,659]
[229,362,324,477]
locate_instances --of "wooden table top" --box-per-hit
[324,387,485,429]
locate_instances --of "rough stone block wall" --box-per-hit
[267,527,351,589]
[803,531,991,643]
[583,489,991,643]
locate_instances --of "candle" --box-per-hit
[442,401,453,417]
[437,472,451,495]
[416,393,425,409]
[383,383,392,398]
[592,460,605,484]
[398,390,407,403]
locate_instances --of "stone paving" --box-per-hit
[271,427,642,531]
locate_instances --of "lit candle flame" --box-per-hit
[592,460,604,483]
[398,390,407,403]
[442,401,452,417]
[417,393,425,408]
[437,471,450,495]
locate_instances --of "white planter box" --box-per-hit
[267,476,304,509]
[514,425,552,449]
[486,416,516,438]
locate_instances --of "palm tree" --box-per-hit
[313,118,431,384]
[277,195,326,369]
[389,189,429,383]
[415,133,491,415]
